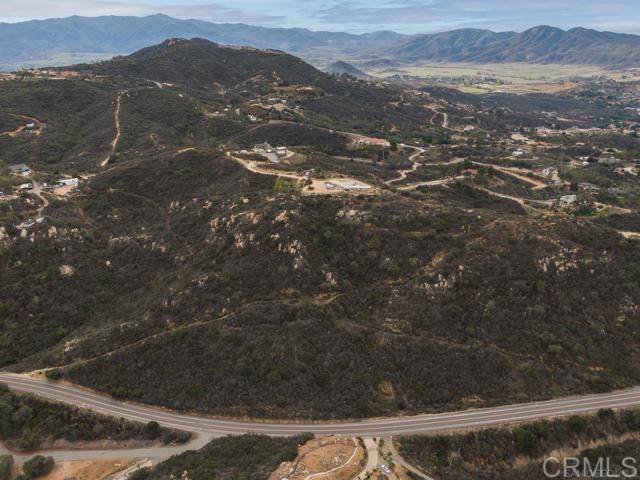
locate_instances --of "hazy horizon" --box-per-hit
[1,0,639,35]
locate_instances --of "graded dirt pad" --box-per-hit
[230,153,374,196]
[269,436,364,480]
[53,185,76,197]
[39,459,138,480]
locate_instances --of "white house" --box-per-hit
[579,182,601,193]
[559,194,577,206]
[57,178,79,187]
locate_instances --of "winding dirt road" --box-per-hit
[1,114,43,138]
[229,153,374,195]
[385,145,425,185]
[101,92,125,167]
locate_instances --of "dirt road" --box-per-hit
[473,162,550,190]
[385,145,425,185]
[101,92,124,167]
[228,153,374,195]
[1,114,43,138]
[397,175,467,191]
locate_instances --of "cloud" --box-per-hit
[1,0,639,34]
[309,0,640,33]
[0,0,283,24]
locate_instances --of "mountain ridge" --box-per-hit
[394,25,640,66]
[1,15,640,71]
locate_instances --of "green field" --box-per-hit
[0,52,119,71]
[369,62,613,81]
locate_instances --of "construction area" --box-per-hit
[269,436,365,480]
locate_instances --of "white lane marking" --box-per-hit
[12,381,640,434]
[363,398,640,436]
[5,374,640,428]
[3,376,640,435]
[11,379,640,432]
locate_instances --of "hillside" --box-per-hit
[325,61,370,78]
[77,38,337,95]
[0,14,409,71]
[398,408,640,479]
[0,40,640,421]
[393,25,640,67]
[2,15,640,71]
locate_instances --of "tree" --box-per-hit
[144,421,161,439]
[597,408,615,421]
[568,416,586,433]
[17,429,41,451]
[12,405,33,427]
[22,455,54,478]
[128,467,151,480]
[622,411,640,430]
[0,400,13,438]
[0,455,13,480]
[514,427,539,456]
[44,369,62,381]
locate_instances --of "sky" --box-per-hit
[1,0,640,35]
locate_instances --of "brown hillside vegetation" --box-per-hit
[1,39,639,421]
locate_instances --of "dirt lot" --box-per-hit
[269,436,365,480]
[53,185,76,197]
[230,153,375,196]
[35,459,138,480]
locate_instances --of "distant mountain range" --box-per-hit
[1,14,639,71]
[392,25,640,67]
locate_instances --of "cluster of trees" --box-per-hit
[0,384,189,451]
[0,454,54,480]
[398,408,640,480]
[21,455,54,479]
[130,434,313,480]
[0,455,12,480]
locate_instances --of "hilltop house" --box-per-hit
[9,164,32,177]
[254,142,271,153]
[354,136,391,148]
[57,178,79,187]
[579,182,601,193]
[559,194,577,207]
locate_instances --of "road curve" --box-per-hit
[3,374,640,438]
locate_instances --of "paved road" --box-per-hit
[3,374,640,438]
[355,438,379,480]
